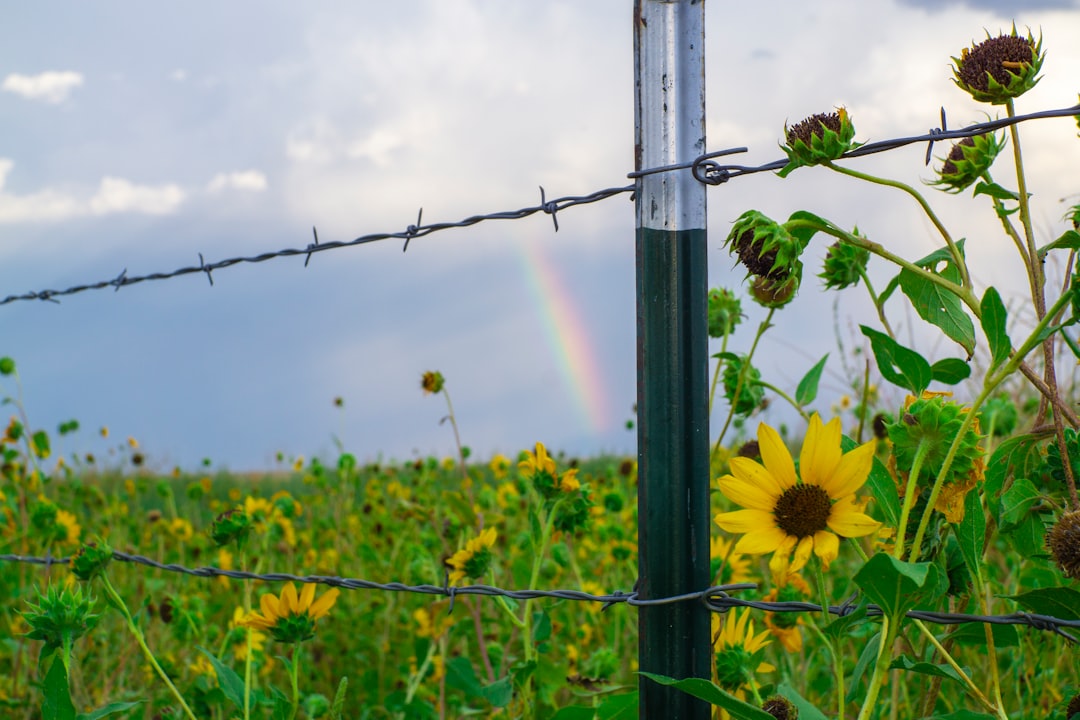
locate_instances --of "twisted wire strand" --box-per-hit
[3,551,1076,641]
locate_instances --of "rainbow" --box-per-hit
[518,241,611,433]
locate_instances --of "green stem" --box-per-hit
[895,438,932,561]
[708,332,731,416]
[856,615,901,720]
[99,573,198,720]
[856,264,894,339]
[913,619,1005,718]
[1004,99,1040,293]
[713,308,776,455]
[288,643,302,720]
[811,558,845,720]
[823,161,971,289]
[440,388,470,486]
[756,381,810,420]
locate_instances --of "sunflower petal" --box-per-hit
[732,523,790,555]
[282,583,300,614]
[714,508,775,534]
[800,414,842,487]
[717,472,777,511]
[298,582,316,613]
[758,423,796,491]
[789,536,814,573]
[260,593,280,621]
[812,530,840,570]
[308,588,340,620]
[820,439,876,498]
[827,496,882,538]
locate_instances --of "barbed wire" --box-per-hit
[0,184,634,306]
[3,550,1077,642]
[3,103,1077,308]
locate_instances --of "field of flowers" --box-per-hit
[3,23,1080,720]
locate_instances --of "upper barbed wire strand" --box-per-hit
[3,103,1077,307]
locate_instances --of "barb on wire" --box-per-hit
[680,102,1080,186]
[3,551,1077,641]
[0,184,634,307]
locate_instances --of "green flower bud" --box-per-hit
[708,288,743,338]
[721,354,765,416]
[22,585,100,659]
[930,132,1006,194]
[750,265,802,309]
[70,541,113,581]
[726,210,804,280]
[820,238,870,290]
[952,27,1044,105]
[778,108,858,177]
[421,371,445,394]
[210,508,252,550]
[0,357,15,375]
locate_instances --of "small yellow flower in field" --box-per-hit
[710,536,753,586]
[762,573,811,653]
[216,548,234,587]
[230,607,267,660]
[167,518,194,542]
[188,654,216,678]
[414,602,455,639]
[127,436,138,449]
[712,608,774,692]
[519,442,557,477]
[714,414,880,577]
[447,527,497,585]
[489,454,511,479]
[558,468,581,493]
[292,456,304,472]
[55,510,81,546]
[241,583,340,643]
[99,426,109,439]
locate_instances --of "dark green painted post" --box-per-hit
[634,1,711,718]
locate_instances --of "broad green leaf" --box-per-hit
[532,610,552,643]
[786,210,830,248]
[845,630,881,704]
[1004,587,1080,621]
[889,655,967,685]
[638,673,773,719]
[984,435,1042,515]
[980,287,1012,371]
[43,656,76,720]
[1002,511,1049,559]
[598,691,639,720]
[912,240,967,268]
[776,682,829,720]
[481,677,513,708]
[860,326,932,395]
[898,266,975,356]
[930,357,971,385]
[197,646,245,712]
[795,354,829,405]
[76,702,144,720]
[823,596,870,643]
[551,708,596,720]
[853,552,945,620]
[973,181,1020,201]
[445,656,482,698]
[998,478,1042,530]
[948,621,1019,647]
[954,489,986,581]
[1039,228,1080,256]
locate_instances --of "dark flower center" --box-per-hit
[941,137,977,176]
[786,112,842,148]
[774,484,832,538]
[734,230,781,277]
[958,35,1034,91]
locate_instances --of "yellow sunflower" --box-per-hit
[241,583,339,643]
[714,414,880,577]
[712,608,774,692]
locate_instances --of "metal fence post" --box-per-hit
[634,1,711,718]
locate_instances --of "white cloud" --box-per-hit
[207,170,268,193]
[0,158,82,222]
[89,177,185,215]
[2,71,84,103]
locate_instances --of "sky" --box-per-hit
[2,1,1079,472]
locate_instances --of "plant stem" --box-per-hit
[288,643,302,720]
[99,573,198,720]
[756,381,810,420]
[856,264,894,338]
[895,438,931,561]
[812,558,845,720]
[856,616,900,720]
[713,308,776,455]
[912,619,1004,717]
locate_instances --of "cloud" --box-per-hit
[897,0,1078,11]
[0,159,185,222]
[89,177,185,215]
[2,71,84,103]
[207,170,268,192]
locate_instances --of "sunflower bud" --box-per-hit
[750,270,801,308]
[779,107,858,177]
[1047,509,1080,581]
[820,237,870,290]
[22,585,99,662]
[931,132,1006,193]
[1065,691,1080,720]
[70,541,113,582]
[762,695,799,720]
[210,508,252,550]
[721,354,765,416]
[708,288,743,338]
[421,371,444,395]
[952,27,1044,105]
[726,211,803,279]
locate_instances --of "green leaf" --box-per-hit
[984,434,1042,516]
[912,240,966,268]
[954,489,986,583]
[1039,228,1080,256]
[330,676,348,720]
[197,646,245,711]
[42,656,77,720]
[532,609,552,643]
[926,711,997,720]
[550,708,596,720]
[853,552,945,621]
[898,266,976,356]
[76,702,144,720]
[859,325,932,395]
[598,691,639,720]
[889,655,967,685]
[775,681,829,720]
[445,656,483,698]
[785,210,830,248]
[948,621,1019,647]
[998,478,1042,530]
[638,674,773,719]
[980,287,1012,371]
[879,273,901,305]
[795,354,829,405]
[930,357,971,385]
[845,630,881,704]
[481,677,513,708]
[973,181,1020,201]
[1004,587,1080,621]
[1002,510,1049,559]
